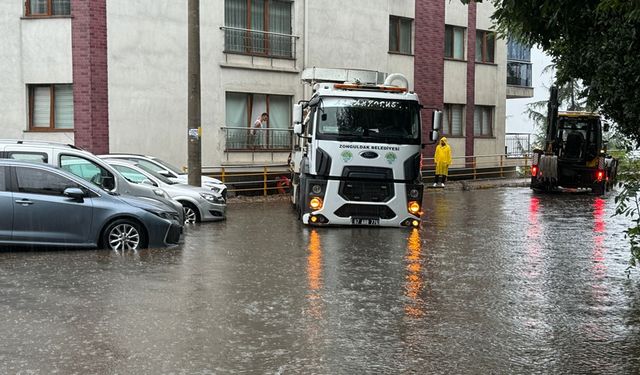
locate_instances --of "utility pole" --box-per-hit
[187,0,202,186]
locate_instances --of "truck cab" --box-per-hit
[290,74,439,227]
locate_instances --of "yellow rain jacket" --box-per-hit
[434,137,452,176]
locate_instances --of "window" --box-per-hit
[28,84,74,131]
[443,104,464,136]
[112,165,154,185]
[474,106,493,136]
[476,30,495,63]
[15,167,79,196]
[445,25,465,60]
[389,16,412,54]
[59,155,115,191]
[25,0,71,16]
[224,0,293,58]
[225,92,292,150]
[6,152,48,163]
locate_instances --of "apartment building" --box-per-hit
[0,0,532,168]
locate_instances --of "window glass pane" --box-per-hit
[0,167,5,191]
[453,28,464,59]
[443,105,451,135]
[269,0,292,57]
[483,108,491,135]
[451,105,463,136]
[476,32,483,62]
[251,0,265,53]
[32,86,51,127]
[399,19,412,54]
[268,95,291,148]
[389,18,398,52]
[60,155,114,190]
[225,92,248,127]
[54,84,74,129]
[52,0,70,15]
[113,165,148,184]
[224,0,247,53]
[444,26,452,58]
[30,0,48,15]
[7,152,48,163]
[16,167,78,196]
[474,106,481,135]
[487,33,495,63]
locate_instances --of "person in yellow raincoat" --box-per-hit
[434,137,452,187]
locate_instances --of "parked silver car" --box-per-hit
[105,159,226,224]
[0,160,183,250]
[0,140,184,223]
[98,153,227,198]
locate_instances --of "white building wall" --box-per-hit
[0,2,73,144]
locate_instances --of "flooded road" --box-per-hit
[1,188,639,374]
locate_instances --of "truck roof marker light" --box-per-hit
[310,197,323,210]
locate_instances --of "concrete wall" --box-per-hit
[0,2,74,144]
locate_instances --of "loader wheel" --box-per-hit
[592,181,606,196]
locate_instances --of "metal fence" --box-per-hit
[204,154,532,196]
[505,133,532,157]
[223,127,292,151]
[221,27,297,59]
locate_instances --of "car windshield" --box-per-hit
[316,97,421,144]
[135,163,178,185]
[151,157,184,175]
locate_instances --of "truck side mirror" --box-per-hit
[432,110,442,131]
[294,123,303,135]
[292,104,303,125]
[429,130,439,142]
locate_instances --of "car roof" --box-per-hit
[98,153,150,158]
[0,159,103,194]
[0,139,83,150]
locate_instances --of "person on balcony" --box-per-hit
[249,112,268,149]
[434,136,452,187]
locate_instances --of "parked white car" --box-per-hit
[105,159,226,224]
[98,153,227,198]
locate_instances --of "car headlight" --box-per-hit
[143,208,178,221]
[200,193,225,204]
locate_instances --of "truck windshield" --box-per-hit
[316,97,421,144]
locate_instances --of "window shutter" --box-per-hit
[54,85,74,129]
[32,86,51,128]
[451,105,463,136]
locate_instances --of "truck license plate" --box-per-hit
[351,217,380,226]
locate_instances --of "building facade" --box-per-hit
[0,0,532,169]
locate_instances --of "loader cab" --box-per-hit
[556,113,602,162]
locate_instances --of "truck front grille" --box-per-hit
[334,204,396,219]
[339,180,394,202]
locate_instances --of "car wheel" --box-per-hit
[103,219,145,251]
[182,203,199,224]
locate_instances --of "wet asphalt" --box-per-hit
[1,187,639,374]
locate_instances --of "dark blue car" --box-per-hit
[0,160,182,250]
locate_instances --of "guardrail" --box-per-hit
[203,153,532,196]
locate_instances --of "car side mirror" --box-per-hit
[429,130,439,142]
[432,110,442,131]
[64,187,85,201]
[158,170,171,178]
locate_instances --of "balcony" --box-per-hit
[506,39,534,99]
[221,27,296,60]
[223,127,292,151]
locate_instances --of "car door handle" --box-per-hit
[15,199,34,206]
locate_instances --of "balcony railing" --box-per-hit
[223,127,292,151]
[221,26,297,59]
[505,133,532,157]
[507,61,533,87]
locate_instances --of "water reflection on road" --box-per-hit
[1,188,639,373]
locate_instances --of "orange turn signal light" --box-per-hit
[309,197,323,210]
[408,201,421,215]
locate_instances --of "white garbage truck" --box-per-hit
[290,73,440,227]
